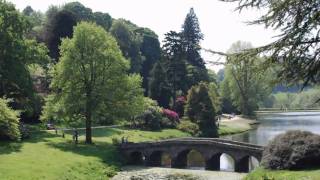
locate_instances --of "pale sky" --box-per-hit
[9,0,278,72]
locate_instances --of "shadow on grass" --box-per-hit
[64,128,123,138]
[0,131,60,155]
[0,141,22,155]
[46,140,123,167]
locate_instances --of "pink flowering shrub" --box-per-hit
[162,109,179,123]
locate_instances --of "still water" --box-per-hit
[225,112,320,145]
[220,111,320,171]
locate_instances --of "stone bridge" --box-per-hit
[119,137,264,172]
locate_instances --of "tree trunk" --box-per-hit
[85,111,92,144]
[85,90,93,144]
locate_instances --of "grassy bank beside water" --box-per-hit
[219,115,258,136]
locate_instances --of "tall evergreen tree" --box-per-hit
[182,8,205,68]
[149,61,171,108]
[162,31,188,105]
[182,8,209,89]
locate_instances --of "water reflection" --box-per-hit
[225,112,320,145]
[221,112,320,171]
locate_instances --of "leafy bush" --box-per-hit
[0,98,21,141]
[136,107,162,130]
[261,130,320,170]
[177,119,199,136]
[160,116,176,128]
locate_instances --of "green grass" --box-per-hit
[0,128,189,180]
[245,167,320,180]
[218,124,251,136]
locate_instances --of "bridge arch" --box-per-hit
[146,150,171,167]
[172,149,205,169]
[128,151,145,165]
[206,152,236,171]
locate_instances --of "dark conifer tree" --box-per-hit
[149,61,171,108]
[45,10,77,61]
[182,8,205,68]
[162,31,188,105]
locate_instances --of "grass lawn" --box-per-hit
[218,124,250,136]
[245,167,320,180]
[0,127,189,180]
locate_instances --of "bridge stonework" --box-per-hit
[119,138,264,173]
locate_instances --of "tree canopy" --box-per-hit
[221,0,320,87]
[42,22,144,143]
[0,0,50,121]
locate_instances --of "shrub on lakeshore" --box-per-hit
[261,130,320,170]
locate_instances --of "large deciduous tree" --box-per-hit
[222,41,272,116]
[221,0,320,87]
[43,22,144,143]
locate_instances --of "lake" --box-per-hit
[220,111,320,171]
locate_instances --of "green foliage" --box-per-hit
[93,11,112,31]
[42,22,144,143]
[261,130,320,170]
[266,87,320,109]
[222,0,320,87]
[0,98,20,141]
[185,82,218,137]
[177,118,199,136]
[149,60,172,108]
[139,28,161,95]
[222,41,272,115]
[63,2,93,21]
[44,9,77,60]
[110,19,144,73]
[163,31,189,96]
[0,0,50,121]
[208,82,221,113]
[135,99,163,130]
[182,8,205,68]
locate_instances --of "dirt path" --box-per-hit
[112,166,247,180]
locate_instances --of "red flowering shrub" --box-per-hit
[162,109,179,123]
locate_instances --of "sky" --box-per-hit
[9,0,278,72]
